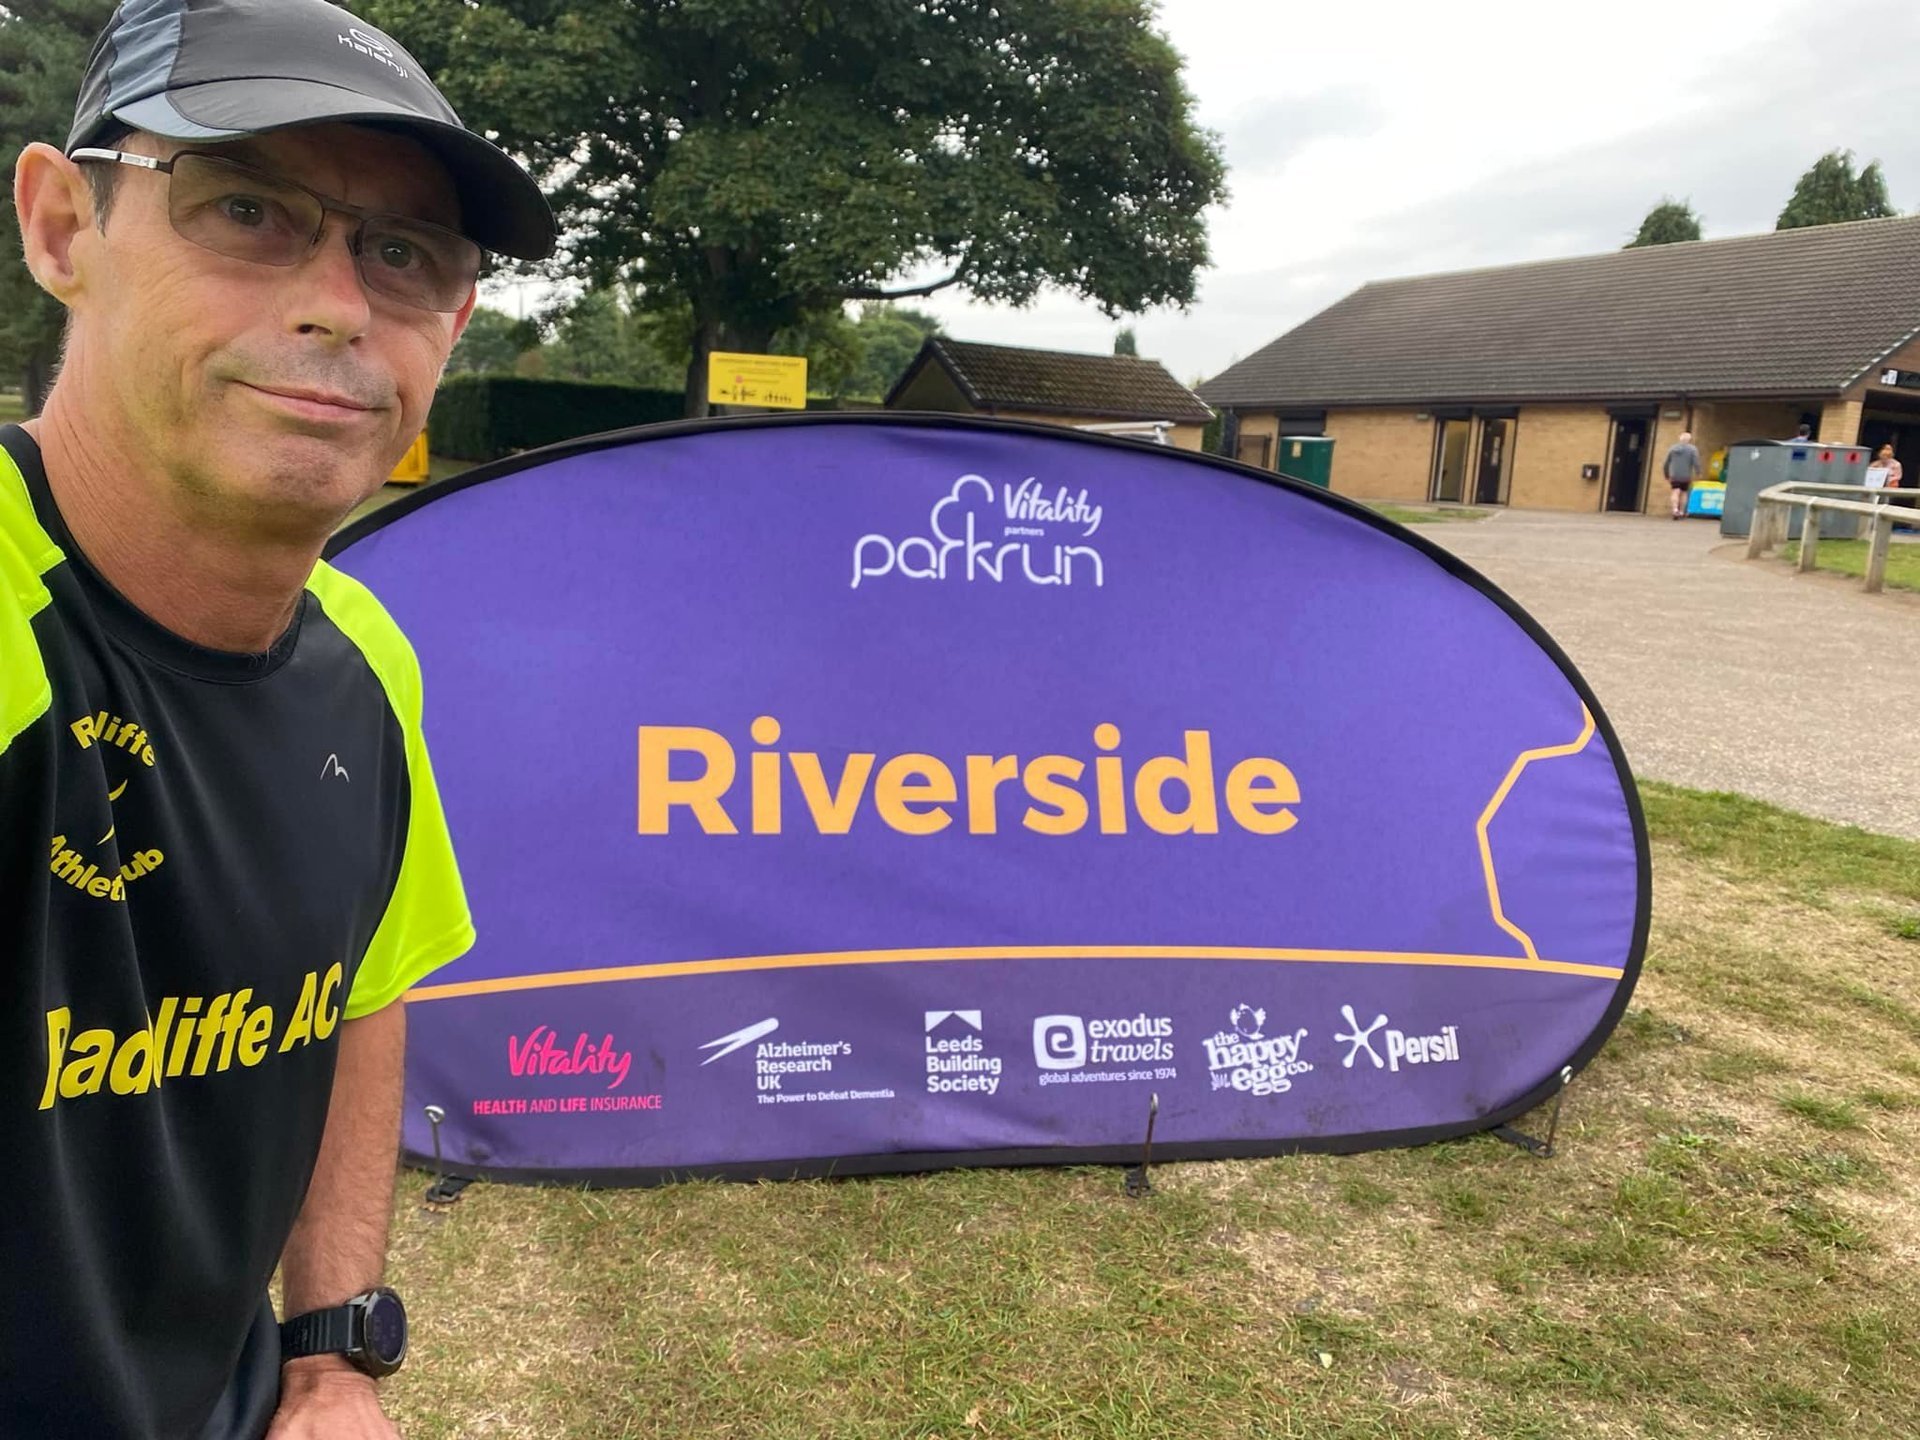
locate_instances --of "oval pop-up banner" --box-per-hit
[328,415,1647,1185]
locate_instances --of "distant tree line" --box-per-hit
[448,297,944,402]
[1626,150,1899,249]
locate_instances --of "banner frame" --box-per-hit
[328,411,1651,1187]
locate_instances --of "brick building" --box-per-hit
[887,337,1214,450]
[1199,217,1920,512]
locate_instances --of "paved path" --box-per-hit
[1422,510,1920,839]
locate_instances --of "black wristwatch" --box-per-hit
[279,1287,409,1378]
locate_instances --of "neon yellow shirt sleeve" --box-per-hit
[0,442,59,754]
[305,561,476,1017]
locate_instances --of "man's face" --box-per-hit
[68,123,472,533]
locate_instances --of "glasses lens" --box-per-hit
[167,155,321,266]
[357,217,482,313]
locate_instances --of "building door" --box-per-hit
[1605,418,1649,512]
[1474,418,1511,505]
[1430,419,1472,502]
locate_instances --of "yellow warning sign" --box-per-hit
[708,351,808,410]
[389,430,430,485]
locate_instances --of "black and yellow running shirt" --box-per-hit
[0,425,474,1439]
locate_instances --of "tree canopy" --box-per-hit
[445,305,543,376]
[1625,198,1702,248]
[357,0,1226,414]
[1777,151,1898,230]
[0,0,115,412]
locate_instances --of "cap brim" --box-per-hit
[111,79,556,261]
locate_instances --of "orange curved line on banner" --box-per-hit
[405,942,1624,1003]
[1477,707,1598,963]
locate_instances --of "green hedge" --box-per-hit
[429,375,687,461]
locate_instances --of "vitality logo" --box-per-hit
[1335,1005,1460,1073]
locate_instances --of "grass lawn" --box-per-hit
[0,390,25,424]
[378,783,1920,1439]
[1781,536,1920,594]
[1370,503,1490,526]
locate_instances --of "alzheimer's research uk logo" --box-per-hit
[852,474,1105,590]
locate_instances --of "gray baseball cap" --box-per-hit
[68,0,556,260]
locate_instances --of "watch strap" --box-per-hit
[279,1304,360,1360]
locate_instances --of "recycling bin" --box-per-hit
[1275,435,1334,489]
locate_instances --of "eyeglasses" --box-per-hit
[71,148,482,313]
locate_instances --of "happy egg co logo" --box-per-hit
[852,474,1105,590]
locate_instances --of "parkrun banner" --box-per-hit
[327,416,1647,1185]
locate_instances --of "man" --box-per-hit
[2,1,553,1435]
[1662,429,1703,520]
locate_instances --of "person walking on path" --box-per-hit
[2,1,553,1436]
[1663,430,1704,519]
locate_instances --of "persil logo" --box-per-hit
[852,475,1105,590]
[1335,1005,1461,1073]
[338,27,409,79]
[1202,1005,1311,1097]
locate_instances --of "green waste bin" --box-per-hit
[1275,434,1334,489]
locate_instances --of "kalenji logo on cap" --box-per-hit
[338,26,409,80]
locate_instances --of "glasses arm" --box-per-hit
[69,148,177,174]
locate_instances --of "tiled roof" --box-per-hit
[892,338,1215,423]
[1199,216,1920,409]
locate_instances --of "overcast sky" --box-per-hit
[895,0,1920,385]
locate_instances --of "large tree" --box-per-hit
[1777,151,1898,230]
[1625,198,1702,248]
[0,0,115,414]
[358,0,1226,415]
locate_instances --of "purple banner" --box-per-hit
[328,416,1646,1183]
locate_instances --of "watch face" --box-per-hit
[364,1292,408,1367]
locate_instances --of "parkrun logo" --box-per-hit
[852,475,1105,590]
[638,719,1300,838]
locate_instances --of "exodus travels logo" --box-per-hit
[1201,1004,1311,1098]
[1032,1012,1174,1085]
[851,473,1106,589]
[1335,1005,1462,1073]
[48,709,168,904]
[924,1009,1002,1097]
[699,1017,889,1106]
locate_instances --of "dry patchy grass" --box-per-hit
[380,784,1920,1439]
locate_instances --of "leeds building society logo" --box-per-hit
[852,474,1105,590]
[1202,1004,1312,1097]
[924,1009,1003,1096]
[1335,1005,1462,1073]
